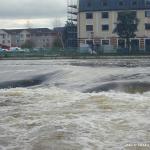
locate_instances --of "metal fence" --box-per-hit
[0,48,150,58]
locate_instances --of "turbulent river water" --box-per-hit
[0,59,150,150]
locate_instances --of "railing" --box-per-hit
[0,48,150,59]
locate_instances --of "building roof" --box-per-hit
[4,29,23,34]
[53,27,65,33]
[79,0,150,12]
[27,28,52,34]
[3,28,53,35]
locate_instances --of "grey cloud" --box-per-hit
[0,0,67,19]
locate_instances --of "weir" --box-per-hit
[85,81,150,94]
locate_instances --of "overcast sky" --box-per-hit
[0,0,67,29]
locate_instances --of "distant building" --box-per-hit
[27,28,57,49]
[78,0,150,52]
[0,28,57,49]
[0,29,11,48]
[53,27,65,48]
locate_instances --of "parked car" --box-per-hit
[2,49,10,52]
[32,48,41,52]
[10,47,21,52]
[0,48,4,52]
[21,48,30,52]
[10,47,31,52]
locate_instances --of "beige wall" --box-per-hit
[0,30,11,47]
[78,10,150,41]
[19,30,31,46]
[32,35,56,48]
[10,30,56,48]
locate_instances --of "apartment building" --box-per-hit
[0,29,11,48]
[28,28,57,48]
[0,28,57,49]
[78,0,150,52]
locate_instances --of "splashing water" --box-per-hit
[0,59,150,150]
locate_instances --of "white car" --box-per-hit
[10,47,21,52]
[0,48,4,52]
[2,49,10,52]
[22,48,30,52]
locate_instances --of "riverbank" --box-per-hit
[1,55,150,60]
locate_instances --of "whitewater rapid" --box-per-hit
[0,59,150,150]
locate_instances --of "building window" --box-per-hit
[102,40,109,45]
[145,39,150,52]
[86,25,93,31]
[132,0,137,6]
[131,39,140,51]
[102,25,109,31]
[86,40,93,45]
[145,23,150,30]
[20,34,24,38]
[102,12,109,19]
[118,39,125,48]
[145,11,150,17]
[86,13,93,19]
[87,1,91,7]
[26,34,31,38]
[102,0,108,6]
[119,1,124,6]
[145,0,150,5]
[2,34,6,39]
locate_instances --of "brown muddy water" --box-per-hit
[0,59,150,150]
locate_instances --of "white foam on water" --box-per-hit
[0,87,150,150]
[0,59,150,150]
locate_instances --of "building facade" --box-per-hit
[78,0,150,52]
[0,29,11,48]
[0,28,57,49]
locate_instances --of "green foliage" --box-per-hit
[21,40,35,49]
[114,11,139,49]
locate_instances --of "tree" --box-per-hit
[114,11,139,51]
[21,40,35,49]
[52,18,62,28]
[52,37,63,48]
[25,20,33,29]
[63,21,77,48]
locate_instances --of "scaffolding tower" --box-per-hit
[67,0,78,48]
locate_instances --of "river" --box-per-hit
[0,59,150,150]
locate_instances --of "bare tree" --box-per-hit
[52,18,64,49]
[25,20,33,29]
[52,18,62,28]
